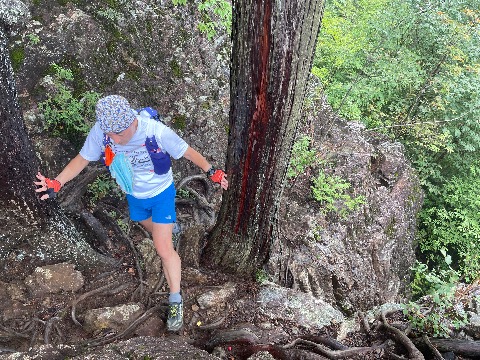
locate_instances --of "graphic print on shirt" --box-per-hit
[112,144,153,171]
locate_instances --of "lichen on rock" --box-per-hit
[0,0,30,29]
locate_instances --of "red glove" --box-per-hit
[45,178,62,198]
[207,167,225,184]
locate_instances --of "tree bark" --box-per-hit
[205,0,325,274]
[0,19,114,274]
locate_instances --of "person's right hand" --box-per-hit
[34,172,62,200]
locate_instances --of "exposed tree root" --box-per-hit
[0,347,16,354]
[79,210,113,255]
[43,316,61,345]
[92,269,121,281]
[176,174,216,225]
[127,233,145,302]
[133,222,151,238]
[300,335,349,350]
[358,311,371,333]
[422,334,444,360]
[282,338,382,359]
[58,165,106,212]
[0,324,30,340]
[82,303,163,347]
[206,329,260,350]
[71,281,125,326]
[380,310,425,360]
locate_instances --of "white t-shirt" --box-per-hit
[80,114,189,199]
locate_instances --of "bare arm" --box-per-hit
[182,146,212,172]
[182,146,228,190]
[54,154,90,185]
[35,154,90,200]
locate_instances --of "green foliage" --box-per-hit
[255,269,269,284]
[26,33,41,45]
[314,0,480,165]
[171,0,232,40]
[287,136,318,179]
[10,45,25,72]
[418,164,480,281]
[49,63,74,81]
[409,250,459,300]
[176,188,193,199]
[315,0,480,280]
[106,210,130,234]
[87,174,123,208]
[286,135,365,217]
[197,0,232,40]
[404,299,467,338]
[311,170,365,217]
[169,59,183,78]
[39,63,101,146]
[97,7,123,22]
[172,114,187,130]
[403,251,467,338]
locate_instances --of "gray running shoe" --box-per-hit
[167,301,183,332]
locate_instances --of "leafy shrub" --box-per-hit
[311,170,365,217]
[287,136,318,179]
[197,0,232,40]
[403,251,468,338]
[39,63,101,146]
[10,45,25,72]
[26,33,41,45]
[87,174,123,207]
[172,0,231,40]
[418,164,480,281]
[255,269,269,284]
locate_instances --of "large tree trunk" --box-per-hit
[205,0,325,274]
[0,15,113,275]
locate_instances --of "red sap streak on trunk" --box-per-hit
[235,1,272,234]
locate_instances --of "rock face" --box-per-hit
[25,263,84,295]
[82,303,145,334]
[272,97,423,312]
[11,0,421,315]
[258,283,344,330]
[15,0,230,194]
[0,337,219,359]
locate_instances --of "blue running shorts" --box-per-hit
[126,183,176,224]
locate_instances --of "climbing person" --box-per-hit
[34,94,228,331]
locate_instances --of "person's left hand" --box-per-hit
[210,169,228,190]
[219,172,228,190]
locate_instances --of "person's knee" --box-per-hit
[153,238,176,258]
[156,247,179,262]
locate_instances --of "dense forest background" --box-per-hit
[310,0,480,287]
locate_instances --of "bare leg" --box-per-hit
[140,218,180,293]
